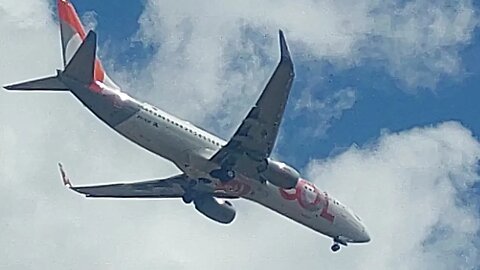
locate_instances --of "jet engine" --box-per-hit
[260,160,300,189]
[194,196,236,224]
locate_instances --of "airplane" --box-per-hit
[4,0,370,252]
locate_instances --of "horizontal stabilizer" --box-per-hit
[4,73,68,91]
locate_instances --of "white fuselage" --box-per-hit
[113,101,369,243]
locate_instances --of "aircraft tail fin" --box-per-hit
[57,0,119,89]
[63,30,97,84]
[4,31,97,91]
[4,72,68,91]
[3,0,119,92]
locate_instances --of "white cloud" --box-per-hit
[81,10,98,32]
[129,0,478,131]
[294,87,357,137]
[1,0,479,270]
[0,0,61,81]
[306,121,480,269]
[367,1,479,89]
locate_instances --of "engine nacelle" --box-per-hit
[194,196,236,224]
[261,160,300,189]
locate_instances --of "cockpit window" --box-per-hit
[354,214,362,221]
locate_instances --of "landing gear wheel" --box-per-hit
[209,168,235,182]
[182,192,194,204]
[331,243,340,252]
[225,170,235,179]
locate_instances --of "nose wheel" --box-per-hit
[331,243,340,252]
[331,237,347,252]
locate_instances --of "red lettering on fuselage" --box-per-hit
[279,179,335,223]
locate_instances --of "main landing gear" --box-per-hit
[209,167,236,182]
[182,179,198,204]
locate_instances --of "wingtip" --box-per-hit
[58,162,72,187]
[278,29,291,61]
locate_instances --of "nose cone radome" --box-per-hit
[357,228,371,243]
[347,219,371,243]
[351,223,371,243]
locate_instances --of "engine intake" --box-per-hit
[260,160,300,189]
[194,196,236,224]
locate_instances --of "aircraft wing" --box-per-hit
[59,163,238,199]
[210,30,294,168]
[59,163,188,198]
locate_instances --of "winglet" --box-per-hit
[279,30,292,61]
[58,163,72,188]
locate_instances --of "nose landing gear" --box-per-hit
[331,243,340,252]
[331,236,348,252]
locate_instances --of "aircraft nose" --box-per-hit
[357,227,371,243]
